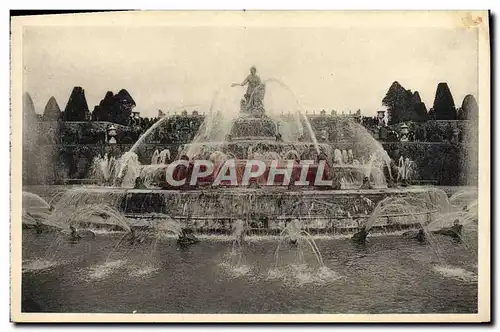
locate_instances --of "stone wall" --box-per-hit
[22,114,478,186]
[382,142,477,185]
[22,141,478,186]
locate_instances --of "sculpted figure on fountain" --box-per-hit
[232,66,266,116]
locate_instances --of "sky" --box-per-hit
[23,25,478,117]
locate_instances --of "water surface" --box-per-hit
[22,229,477,314]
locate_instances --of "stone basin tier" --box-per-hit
[181,140,333,160]
[44,186,440,235]
[229,116,277,140]
[136,160,378,190]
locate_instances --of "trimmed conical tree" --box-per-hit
[100,91,115,109]
[92,91,115,122]
[383,81,407,124]
[411,101,428,122]
[459,94,478,120]
[412,91,422,104]
[91,89,136,125]
[408,91,427,122]
[111,89,136,125]
[43,96,62,121]
[63,86,90,121]
[23,92,36,119]
[22,92,39,184]
[431,83,457,120]
[382,81,416,124]
[23,92,38,139]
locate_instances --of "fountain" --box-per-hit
[28,67,441,237]
[227,218,248,268]
[151,149,171,165]
[274,219,324,267]
[21,67,479,314]
[22,192,51,217]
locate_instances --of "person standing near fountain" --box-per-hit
[231,66,265,113]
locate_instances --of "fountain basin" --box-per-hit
[142,159,337,189]
[181,140,333,159]
[123,159,375,190]
[21,231,478,314]
[41,186,440,235]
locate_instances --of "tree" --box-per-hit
[411,102,428,122]
[382,81,410,124]
[23,92,36,121]
[91,89,136,125]
[382,82,426,124]
[63,86,90,121]
[23,92,38,140]
[113,89,136,125]
[430,83,457,120]
[42,96,62,121]
[92,91,115,122]
[458,94,478,120]
[409,91,428,122]
[412,91,422,104]
[22,92,41,185]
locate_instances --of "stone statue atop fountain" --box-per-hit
[232,66,266,116]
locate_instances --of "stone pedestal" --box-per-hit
[229,115,277,141]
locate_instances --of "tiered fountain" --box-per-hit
[33,67,444,236]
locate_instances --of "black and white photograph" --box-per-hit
[10,10,490,323]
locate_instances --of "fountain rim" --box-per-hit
[178,141,333,146]
[56,185,439,195]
